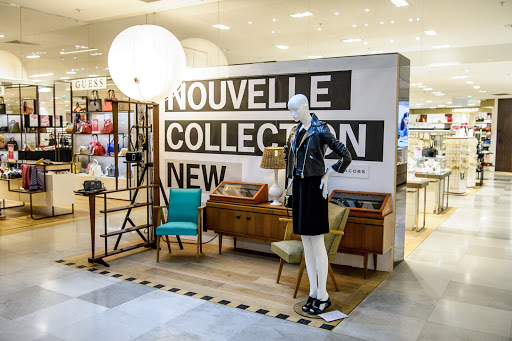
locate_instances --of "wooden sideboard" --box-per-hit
[205,200,297,253]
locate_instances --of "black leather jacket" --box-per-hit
[284,114,352,179]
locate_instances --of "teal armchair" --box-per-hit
[156,188,204,262]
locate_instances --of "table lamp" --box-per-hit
[260,146,286,206]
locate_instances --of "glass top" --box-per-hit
[212,183,262,198]
[329,192,386,210]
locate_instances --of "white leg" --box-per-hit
[302,235,329,301]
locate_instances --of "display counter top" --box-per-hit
[415,170,452,179]
[407,178,429,188]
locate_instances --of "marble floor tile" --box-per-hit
[40,271,122,297]
[78,280,155,308]
[322,333,371,341]
[133,321,215,341]
[465,244,512,260]
[452,255,512,290]
[418,321,511,341]
[0,315,11,327]
[6,264,82,288]
[0,286,71,320]
[34,335,65,341]
[0,274,33,297]
[15,298,108,334]
[332,306,426,341]
[406,248,463,267]
[429,299,512,338]
[112,289,205,326]
[442,281,512,312]
[228,314,330,341]
[358,289,438,320]
[0,319,47,341]
[169,301,263,341]
[52,309,159,341]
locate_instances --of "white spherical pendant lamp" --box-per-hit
[108,25,186,102]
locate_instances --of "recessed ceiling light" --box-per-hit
[466,81,474,84]
[505,24,512,27]
[452,75,468,79]
[0,34,5,38]
[435,93,445,96]
[391,20,395,24]
[365,8,370,12]
[29,73,53,78]
[308,55,324,59]
[364,42,368,45]
[352,24,357,28]
[389,39,394,43]
[479,90,487,93]
[438,105,446,107]
[427,100,433,102]
[334,12,340,15]
[432,91,441,94]
[275,45,288,49]
[317,27,322,31]
[423,88,433,90]
[271,30,276,34]
[391,0,409,7]
[424,29,438,35]
[66,71,76,74]
[60,77,70,80]
[343,38,362,42]
[290,12,313,18]
[32,80,41,82]
[26,54,40,59]
[411,83,422,86]
[365,23,368,27]
[88,74,100,77]
[432,45,450,49]
[473,85,480,89]
[446,102,452,104]
[272,18,276,22]
[469,103,476,106]
[417,85,426,88]
[380,21,384,24]
[212,24,230,30]
[408,18,413,22]
[60,48,98,55]
[90,52,102,56]
[248,21,252,24]
[416,17,420,21]
[416,36,420,40]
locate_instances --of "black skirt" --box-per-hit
[292,175,329,236]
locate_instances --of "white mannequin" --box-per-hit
[288,94,333,310]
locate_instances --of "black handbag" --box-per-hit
[0,97,6,114]
[126,151,143,162]
[8,120,20,133]
[88,90,102,112]
[6,138,18,151]
[83,179,103,191]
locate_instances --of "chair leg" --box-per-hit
[156,235,160,263]
[165,236,171,253]
[276,258,284,283]
[218,233,222,254]
[294,254,306,298]
[328,263,339,292]
[196,234,200,263]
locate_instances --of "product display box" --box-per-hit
[328,190,392,219]
[209,181,268,205]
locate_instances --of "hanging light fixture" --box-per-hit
[108,25,186,102]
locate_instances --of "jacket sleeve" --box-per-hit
[320,126,352,173]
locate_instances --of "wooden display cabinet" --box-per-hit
[328,190,394,278]
[209,181,268,205]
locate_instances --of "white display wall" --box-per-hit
[159,54,403,271]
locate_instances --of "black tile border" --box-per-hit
[54,259,338,330]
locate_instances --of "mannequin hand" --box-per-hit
[319,168,335,199]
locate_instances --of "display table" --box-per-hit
[406,178,429,231]
[415,170,451,214]
[477,151,493,186]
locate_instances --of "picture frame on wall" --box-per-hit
[22,99,37,116]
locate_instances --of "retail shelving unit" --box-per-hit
[445,137,478,194]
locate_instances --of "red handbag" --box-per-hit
[80,121,92,134]
[101,118,113,133]
[89,135,106,155]
[104,90,117,112]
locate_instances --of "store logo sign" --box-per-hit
[72,77,107,90]
[166,159,242,192]
[333,164,369,179]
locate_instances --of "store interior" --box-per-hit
[0,0,512,336]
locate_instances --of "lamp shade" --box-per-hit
[260,147,286,169]
[108,25,186,102]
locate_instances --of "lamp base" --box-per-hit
[269,182,283,206]
[270,200,283,206]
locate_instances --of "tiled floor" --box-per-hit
[1,173,511,340]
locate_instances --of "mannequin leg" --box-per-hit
[301,236,318,298]
[309,235,329,301]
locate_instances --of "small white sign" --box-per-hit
[72,77,107,90]
[0,86,4,96]
[318,310,348,322]
[332,164,369,179]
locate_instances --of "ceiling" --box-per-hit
[0,0,511,109]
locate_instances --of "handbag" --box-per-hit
[101,118,113,133]
[0,97,6,114]
[88,90,102,112]
[103,90,117,112]
[65,123,75,133]
[83,178,103,191]
[106,164,117,177]
[79,144,90,154]
[89,159,102,177]
[48,133,56,146]
[80,120,92,134]
[6,138,18,151]
[73,156,81,174]
[8,120,20,133]
[126,151,143,162]
[90,134,106,155]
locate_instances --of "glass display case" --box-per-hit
[209,181,269,204]
[328,190,392,219]
[413,156,446,174]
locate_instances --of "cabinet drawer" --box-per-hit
[244,212,284,242]
[206,207,244,234]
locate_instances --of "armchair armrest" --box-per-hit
[328,230,344,236]
[198,206,205,210]
[279,218,293,241]
[154,205,167,209]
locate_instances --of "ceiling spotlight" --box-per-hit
[365,23,368,27]
[29,73,54,78]
[212,24,230,30]
[389,39,394,43]
[416,36,420,40]
[391,20,395,24]
[424,29,438,35]
[473,85,480,89]
[466,81,474,84]
[408,18,413,22]
[432,45,450,49]
[432,91,441,94]
[417,85,426,88]
[352,24,357,27]
[380,21,384,24]
[334,12,340,15]
[0,34,5,38]
[391,0,409,7]
[343,38,362,42]
[290,12,313,18]
[317,27,322,31]
[416,17,420,21]
[411,83,422,86]
[423,88,433,90]
[271,30,276,34]
[66,71,76,74]
[365,8,370,12]
[364,41,368,45]
[275,45,288,49]
[308,55,324,59]
[272,18,276,22]
[479,90,487,93]
[60,48,98,55]
[248,21,252,24]
[435,93,445,96]
[26,54,40,59]
[452,75,468,79]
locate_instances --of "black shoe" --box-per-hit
[309,297,331,315]
[302,296,316,312]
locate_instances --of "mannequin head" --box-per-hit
[288,94,310,124]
